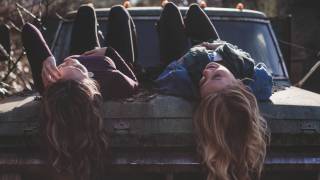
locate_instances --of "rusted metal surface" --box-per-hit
[1,86,320,148]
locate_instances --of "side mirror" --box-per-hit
[0,24,11,61]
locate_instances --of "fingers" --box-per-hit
[46,62,61,80]
[201,42,222,50]
[41,68,50,88]
[201,42,213,48]
[42,66,53,85]
[200,42,209,49]
[42,57,61,86]
[201,42,208,45]
[42,63,59,84]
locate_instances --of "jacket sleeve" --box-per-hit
[216,43,255,80]
[22,23,53,93]
[247,63,273,100]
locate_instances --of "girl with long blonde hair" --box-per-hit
[155,2,271,179]
[194,81,269,180]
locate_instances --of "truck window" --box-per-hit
[54,18,286,80]
[213,20,285,78]
[97,20,161,68]
[129,19,286,79]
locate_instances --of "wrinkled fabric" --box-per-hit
[247,63,273,101]
[156,43,273,100]
[179,46,213,88]
[156,61,197,99]
[215,43,255,80]
[76,52,139,100]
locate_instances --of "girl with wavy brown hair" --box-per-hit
[155,2,270,180]
[42,78,108,180]
[22,4,138,180]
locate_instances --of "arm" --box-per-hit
[22,23,60,92]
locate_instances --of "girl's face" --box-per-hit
[199,62,236,98]
[58,58,89,81]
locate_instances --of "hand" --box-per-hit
[42,56,61,87]
[201,42,224,50]
[82,47,107,56]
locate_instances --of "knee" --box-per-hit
[77,5,95,18]
[187,3,202,15]
[22,23,39,44]
[109,5,130,21]
[22,23,34,36]
[162,2,179,15]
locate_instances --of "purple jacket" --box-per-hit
[76,48,138,100]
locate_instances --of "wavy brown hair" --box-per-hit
[194,81,269,180]
[42,78,109,180]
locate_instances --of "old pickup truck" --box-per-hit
[0,5,320,180]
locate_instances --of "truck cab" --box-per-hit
[0,6,320,180]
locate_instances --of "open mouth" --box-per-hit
[205,62,219,70]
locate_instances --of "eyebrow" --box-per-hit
[72,64,87,73]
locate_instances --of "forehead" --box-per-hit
[59,66,85,81]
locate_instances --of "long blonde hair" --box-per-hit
[194,81,269,180]
[42,78,109,180]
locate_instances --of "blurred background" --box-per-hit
[0,0,319,97]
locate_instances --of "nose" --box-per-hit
[202,68,211,78]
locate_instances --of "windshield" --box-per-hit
[213,20,286,78]
[53,18,287,79]
[133,19,286,78]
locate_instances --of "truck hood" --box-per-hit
[269,86,320,107]
[0,87,319,144]
[259,87,320,135]
[260,87,320,120]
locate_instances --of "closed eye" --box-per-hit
[212,74,221,80]
[199,77,206,87]
[72,64,87,73]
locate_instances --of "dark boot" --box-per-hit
[69,5,100,55]
[157,2,188,67]
[185,3,219,45]
[105,5,136,68]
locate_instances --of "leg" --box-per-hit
[105,47,137,82]
[22,23,53,94]
[157,2,188,67]
[185,3,219,45]
[69,5,100,55]
[105,5,136,68]
[130,17,138,65]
